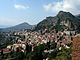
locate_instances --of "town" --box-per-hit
[0,28,76,60]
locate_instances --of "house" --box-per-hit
[2,48,10,54]
[64,31,70,35]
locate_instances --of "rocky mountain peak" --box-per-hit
[35,11,80,32]
[57,11,74,18]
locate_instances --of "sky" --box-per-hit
[0,0,80,28]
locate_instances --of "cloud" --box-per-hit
[43,0,80,15]
[14,4,29,10]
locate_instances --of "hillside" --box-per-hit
[35,11,80,32]
[1,22,34,32]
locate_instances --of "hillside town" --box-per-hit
[0,11,80,60]
[0,28,76,60]
[1,0,80,60]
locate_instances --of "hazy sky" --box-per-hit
[0,0,80,28]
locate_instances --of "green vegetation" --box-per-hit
[2,42,71,60]
[1,40,72,60]
[56,48,71,60]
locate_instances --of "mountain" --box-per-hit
[1,22,34,32]
[35,11,80,32]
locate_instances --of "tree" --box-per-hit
[56,47,71,60]
[27,44,45,60]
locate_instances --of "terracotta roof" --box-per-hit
[2,48,10,54]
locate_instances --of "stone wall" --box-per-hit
[72,36,80,60]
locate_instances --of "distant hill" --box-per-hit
[0,22,34,32]
[0,29,2,31]
[35,11,80,32]
[76,14,80,19]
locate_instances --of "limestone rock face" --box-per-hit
[35,11,80,32]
